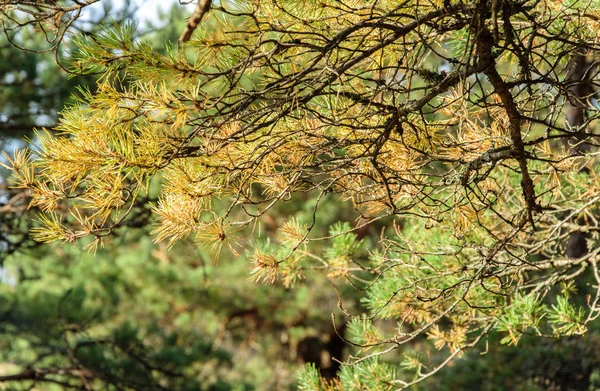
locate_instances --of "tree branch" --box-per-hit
[179,0,212,42]
[476,14,540,229]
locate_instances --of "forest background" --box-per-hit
[1,0,600,390]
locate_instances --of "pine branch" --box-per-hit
[179,0,212,42]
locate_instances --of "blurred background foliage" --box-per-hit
[1,1,600,390]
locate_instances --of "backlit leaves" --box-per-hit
[6,0,600,388]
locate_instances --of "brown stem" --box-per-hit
[476,22,540,229]
[179,0,212,42]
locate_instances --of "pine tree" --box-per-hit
[3,0,600,388]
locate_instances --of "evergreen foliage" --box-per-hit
[2,0,600,389]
